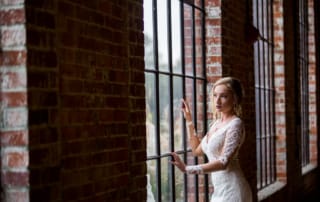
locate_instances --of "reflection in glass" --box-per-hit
[144,0,155,70]
[184,4,194,76]
[196,79,205,133]
[173,76,183,151]
[147,159,157,201]
[159,74,170,154]
[175,153,185,202]
[157,0,169,71]
[145,72,157,157]
[195,9,204,77]
[161,157,171,201]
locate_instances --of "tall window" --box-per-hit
[296,0,309,167]
[253,0,277,190]
[144,0,208,201]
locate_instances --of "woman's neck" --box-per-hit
[220,112,236,122]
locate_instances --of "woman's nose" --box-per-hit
[216,97,221,103]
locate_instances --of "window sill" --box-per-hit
[302,163,317,175]
[258,181,286,201]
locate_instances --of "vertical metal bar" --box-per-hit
[305,0,310,165]
[299,0,304,166]
[179,2,189,201]
[191,5,200,201]
[167,0,176,200]
[266,0,272,185]
[261,0,268,187]
[152,0,162,200]
[260,0,269,184]
[267,0,271,183]
[254,0,264,189]
[270,0,277,183]
[200,0,210,200]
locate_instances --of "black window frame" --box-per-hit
[144,0,209,201]
[253,0,277,190]
[296,0,310,168]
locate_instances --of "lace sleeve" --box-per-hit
[218,119,244,166]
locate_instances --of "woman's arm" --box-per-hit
[181,99,203,156]
[186,121,203,156]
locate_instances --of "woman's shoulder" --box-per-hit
[229,117,244,128]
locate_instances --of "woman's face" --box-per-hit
[213,84,235,114]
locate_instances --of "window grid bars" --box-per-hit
[144,0,208,201]
[253,0,277,190]
[297,0,310,167]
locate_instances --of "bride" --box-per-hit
[171,77,252,202]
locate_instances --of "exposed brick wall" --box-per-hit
[0,0,29,201]
[308,0,318,165]
[26,0,145,201]
[274,0,287,184]
[0,0,318,201]
[206,0,222,85]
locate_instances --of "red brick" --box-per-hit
[0,130,28,146]
[2,170,29,186]
[0,92,27,107]
[0,50,26,66]
[0,8,25,25]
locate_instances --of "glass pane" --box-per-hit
[175,153,185,202]
[147,159,158,201]
[157,0,169,71]
[195,9,204,77]
[184,4,193,76]
[161,157,171,201]
[173,76,183,151]
[144,0,155,70]
[171,0,182,74]
[196,79,205,134]
[184,77,194,121]
[159,74,170,154]
[145,72,157,157]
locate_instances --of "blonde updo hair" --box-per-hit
[211,77,244,120]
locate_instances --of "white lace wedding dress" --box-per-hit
[201,117,252,202]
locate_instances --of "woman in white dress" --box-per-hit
[171,77,252,202]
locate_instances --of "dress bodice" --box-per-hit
[200,117,252,202]
[201,117,245,167]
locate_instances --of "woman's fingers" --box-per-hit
[181,99,192,122]
[170,152,186,172]
[181,99,189,112]
[170,152,181,164]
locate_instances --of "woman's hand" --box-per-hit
[181,99,192,122]
[170,152,186,173]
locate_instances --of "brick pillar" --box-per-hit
[274,0,287,183]
[308,0,318,166]
[0,0,29,202]
[206,0,222,86]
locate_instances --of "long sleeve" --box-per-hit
[217,120,244,166]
